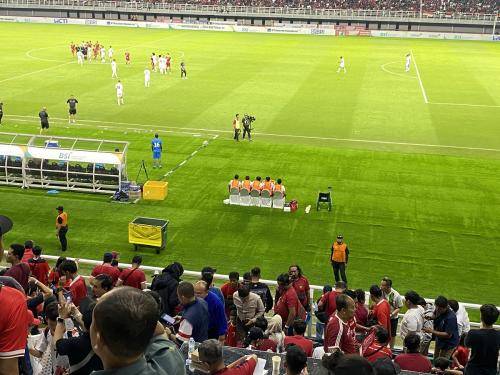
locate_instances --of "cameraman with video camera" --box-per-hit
[242,114,255,141]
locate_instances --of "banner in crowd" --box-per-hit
[0,15,496,41]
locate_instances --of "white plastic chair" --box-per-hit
[250,189,261,207]
[273,190,285,209]
[239,188,251,206]
[229,187,240,205]
[260,189,272,208]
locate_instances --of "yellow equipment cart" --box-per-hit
[128,217,169,254]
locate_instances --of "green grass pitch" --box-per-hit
[0,23,499,305]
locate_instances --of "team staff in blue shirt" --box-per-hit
[151,134,163,168]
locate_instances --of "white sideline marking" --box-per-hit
[429,102,500,109]
[380,61,417,80]
[0,61,73,84]
[411,50,429,104]
[5,114,500,152]
[163,136,217,178]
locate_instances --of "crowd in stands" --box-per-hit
[151,0,498,14]
[1,236,499,375]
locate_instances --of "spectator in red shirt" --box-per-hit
[362,326,392,363]
[354,288,368,327]
[198,339,257,375]
[452,333,469,369]
[394,333,432,373]
[274,273,306,335]
[289,264,310,310]
[59,259,87,307]
[324,294,358,354]
[116,255,147,290]
[221,271,240,317]
[28,245,50,286]
[226,308,240,348]
[369,285,391,337]
[4,243,30,292]
[318,281,347,321]
[285,345,308,375]
[284,320,314,357]
[21,240,34,263]
[48,256,66,288]
[91,252,121,285]
[245,327,277,352]
[0,284,29,375]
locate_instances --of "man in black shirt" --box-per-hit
[248,267,274,313]
[180,61,187,79]
[0,102,3,124]
[465,304,500,375]
[38,107,49,134]
[67,96,78,124]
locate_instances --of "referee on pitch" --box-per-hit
[67,95,78,124]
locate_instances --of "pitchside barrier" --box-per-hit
[0,15,497,41]
[2,252,498,333]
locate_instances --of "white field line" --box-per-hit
[5,114,500,153]
[0,61,73,84]
[163,134,218,178]
[411,50,429,104]
[429,102,500,109]
[380,61,417,80]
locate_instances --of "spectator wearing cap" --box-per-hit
[28,245,50,286]
[464,304,500,375]
[284,320,314,357]
[394,333,432,373]
[201,266,224,303]
[362,326,392,363]
[369,285,392,337]
[274,273,306,335]
[289,264,310,311]
[174,281,209,343]
[245,327,277,352]
[198,339,257,375]
[4,243,31,292]
[59,259,88,307]
[249,266,273,313]
[423,295,459,359]
[56,205,69,251]
[400,290,424,340]
[151,261,184,316]
[221,271,240,317]
[21,240,34,263]
[233,284,265,339]
[90,287,169,374]
[330,234,349,284]
[194,280,228,342]
[380,277,404,348]
[0,283,29,374]
[91,252,121,285]
[324,294,358,354]
[285,345,308,375]
[116,255,147,290]
[448,299,470,337]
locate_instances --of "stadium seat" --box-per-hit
[229,187,240,205]
[250,189,261,207]
[272,191,285,209]
[260,189,272,208]
[239,188,251,206]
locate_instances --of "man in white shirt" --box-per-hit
[449,299,470,336]
[337,56,346,74]
[405,53,411,72]
[400,291,424,340]
[100,47,106,63]
[108,46,114,61]
[77,49,84,66]
[381,277,404,349]
[111,59,118,78]
[144,68,151,87]
[115,80,124,106]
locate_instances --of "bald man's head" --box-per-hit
[194,280,209,298]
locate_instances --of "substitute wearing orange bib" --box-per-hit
[228,174,241,192]
[330,234,349,284]
[241,176,251,191]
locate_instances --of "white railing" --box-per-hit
[0,0,496,22]
[3,252,498,330]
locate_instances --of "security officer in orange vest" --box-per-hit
[330,234,349,284]
[56,206,68,251]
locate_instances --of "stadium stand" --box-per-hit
[0,238,499,374]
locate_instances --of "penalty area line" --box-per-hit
[163,134,218,179]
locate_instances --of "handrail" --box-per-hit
[0,0,496,22]
[3,252,498,330]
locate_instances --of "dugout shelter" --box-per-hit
[0,132,128,194]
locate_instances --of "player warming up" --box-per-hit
[337,56,347,74]
[115,80,124,106]
[166,53,172,73]
[180,61,187,79]
[100,46,106,63]
[66,95,78,124]
[144,67,151,87]
[77,49,84,66]
[151,133,163,168]
[405,53,411,72]
[111,59,118,78]
[151,53,158,72]
[108,46,114,62]
[125,51,131,65]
